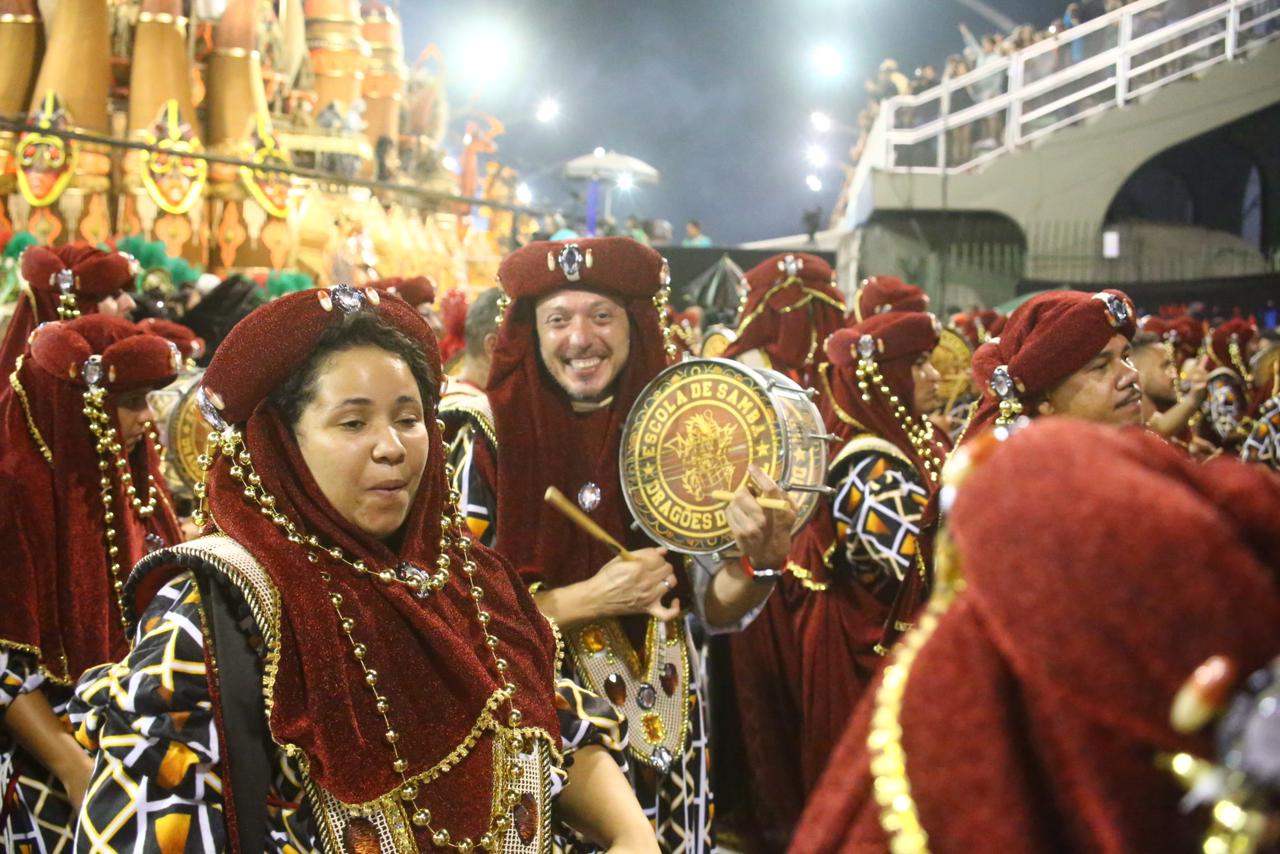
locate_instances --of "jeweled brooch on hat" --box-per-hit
[551,244,593,283]
[324,284,368,314]
[989,364,1027,426]
[778,254,803,277]
[82,354,104,388]
[1093,292,1132,328]
[856,333,878,362]
[196,385,229,432]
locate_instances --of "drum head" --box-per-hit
[699,325,737,359]
[931,327,975,406]
[621,359,788,554]
[150,371,211,495]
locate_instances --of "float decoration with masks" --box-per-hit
[0,0,537,313]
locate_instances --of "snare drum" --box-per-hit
[620,358,832,555]
[699,324,737,359]
[148,369,211,500]
[931,327,975,408]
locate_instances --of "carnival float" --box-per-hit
[0,0,531,316]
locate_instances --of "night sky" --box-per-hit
[399,1,1067,244]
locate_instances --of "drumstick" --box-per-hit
[710,490,791,511]
[544,487,635,560]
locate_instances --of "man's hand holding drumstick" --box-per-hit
[537,488,681,629]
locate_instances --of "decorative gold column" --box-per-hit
[0,1,42,211]
[203,0,296,275]
[13,0,113,245]
[119,0,207,264]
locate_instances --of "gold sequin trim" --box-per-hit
[10,355,53,464]
[786,560,829,592]
[868,530,964,854]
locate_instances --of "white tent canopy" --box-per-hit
[563,150,660,184]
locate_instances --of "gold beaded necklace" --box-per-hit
[82,383,167,637]
[194,425,538,852]
[853,343,948,482]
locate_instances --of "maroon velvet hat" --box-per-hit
[1207,318,1257,376]
[497,236,666,302]
[21,242,137,299]
[850,275,929,322]
[373,275,437,307]
[827,311,941,369]
[135,318,205,361]
[199,284,436,426]
[28,315,181,392]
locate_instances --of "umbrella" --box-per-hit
[681,254,746,327]
[564,150,660,184]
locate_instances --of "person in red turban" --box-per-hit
[792,418,1280,852]
[456,237,795,853]
[735,312,949,846]
[134,316,206,364]
[850,275,929,323]
[0,315,181,850]
[967,289,1141,436]
[71,285,656,853]
[794,311,949,748]
[722,252,846,389]
[949,308,1005,350]
[1130,315,1211,450]
[0,242,138,390]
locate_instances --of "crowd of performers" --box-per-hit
[1,236,1279,854]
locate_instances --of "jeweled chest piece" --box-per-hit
[145,533,166,553]
[55,268,75,294]
[577,482,602,512]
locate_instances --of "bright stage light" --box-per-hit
[616,172,635,191]
[806,174,824,192]
[811,45,845,79]
[810,111,833,133]
[536,97,561,124]
[806,145,829,168]
[516,182,533,205]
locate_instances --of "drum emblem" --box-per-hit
[666,413,735,501]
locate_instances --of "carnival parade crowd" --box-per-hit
[2,235,1280,854]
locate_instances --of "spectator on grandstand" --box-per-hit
[683,219,713,247]
[958,23,1006,150]
[942,54,974,165]
[878,58,913,97]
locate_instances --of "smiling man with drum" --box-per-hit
[456,236,795,853]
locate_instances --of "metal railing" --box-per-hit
[873,0,1280,174]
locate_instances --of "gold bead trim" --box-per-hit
[83,384,165,636]
[854,354,946,483]
[10,356,53,464]
[867,530,964,854]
